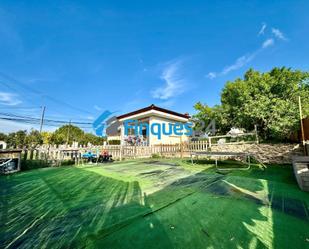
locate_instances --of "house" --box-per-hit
[105,116,121,142]
[115,104,191,146]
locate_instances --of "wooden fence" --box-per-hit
[18,133,258,163]
[19,141,208,162]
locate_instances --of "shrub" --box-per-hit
[60,160,75,166]
[21,160,50,171]
[21,159,75,170]
[151,153,161,159]
[108,140,120,145]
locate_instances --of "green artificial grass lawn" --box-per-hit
[0,159,309,249]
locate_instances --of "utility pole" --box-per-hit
[39,106,46,133]
[66,120,71,147]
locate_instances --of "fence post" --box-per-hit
[208,137,212,148]
[30,149,33,160]
[180,142,183,159]
[23,149,27,160]
[254,125,259,144]
[120,145,123,161]
[17,151,21,171]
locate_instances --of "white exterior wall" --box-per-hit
[118,109,190,146]
[148,116,189,145]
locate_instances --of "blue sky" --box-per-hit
[0,1,308,132]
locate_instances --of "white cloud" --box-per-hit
[151,60,185,100]
[222,53,257,75]
[205,25,288,79]
[272,28,287,41]
[262,38,274,48]
[206,72,217,79]
[86,116,94,120]
[94,105,102,111]
[0,92,22,106]
[258,23,267,36]
[207,38,276,77]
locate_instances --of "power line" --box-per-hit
[0,72,93,115]
[0,112,93,130]
[0,112,93,125]
[0,117,92,128]
[0,108,92,124]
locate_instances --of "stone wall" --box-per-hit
[210,143,303,164]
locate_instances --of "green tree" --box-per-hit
[51,125,84,145]
[195,67,309,141]
[193,102,229,134]
[41,131,53,145]
[26,130,43,148]
[6,130,27,148]
[80,133,105,146]
[0,132,7,141]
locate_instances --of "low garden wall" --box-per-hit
[210,143,303,164]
